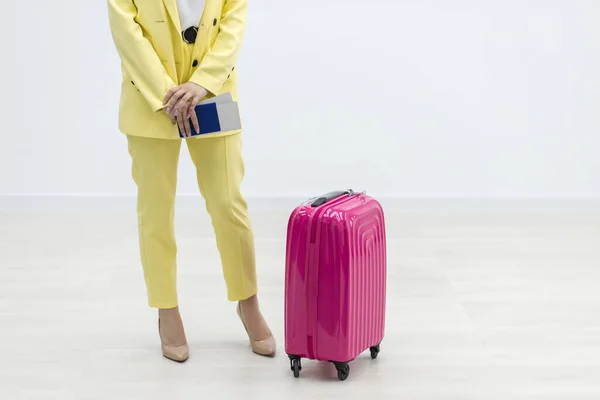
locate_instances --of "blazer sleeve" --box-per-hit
[107,0,176,112]
[189,0,248,95]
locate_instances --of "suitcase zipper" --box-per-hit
[305,191,364,359]
[301,189,364,208]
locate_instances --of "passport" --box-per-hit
[177,93,242,138]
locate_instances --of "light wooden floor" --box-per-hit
[1,210,599,399]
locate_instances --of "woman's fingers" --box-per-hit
[189,108,200,134]
[167,110,177,124]
[168,88,203,136]
[164,86,181,108]
[177,110,188,137]
[185,114,193,136]
[166,88,186,117]
[172,93,194,136]
[173,93,192,116]
[188,95,202,133]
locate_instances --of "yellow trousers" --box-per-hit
[127,133,258,308]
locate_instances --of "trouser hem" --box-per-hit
[148,299,179,309]
[227,287,258,302]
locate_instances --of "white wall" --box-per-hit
[1,0,599,202]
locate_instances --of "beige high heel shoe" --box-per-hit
[237,303,276,357]
[158,318,189,363]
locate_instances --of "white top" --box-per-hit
[177,0,206,30]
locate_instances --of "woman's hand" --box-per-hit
[164,82,208,137]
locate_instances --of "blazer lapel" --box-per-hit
[163,0,182,33]
[191,0,219,61]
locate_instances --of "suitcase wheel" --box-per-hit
[370,343,381,359]
[288,355,302,378]
[333,362,350,381]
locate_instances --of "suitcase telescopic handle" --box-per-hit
[310,189,354,207]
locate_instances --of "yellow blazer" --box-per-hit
[108,0,247,139]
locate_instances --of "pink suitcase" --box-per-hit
[284,190,387,381]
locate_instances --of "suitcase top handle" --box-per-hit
[310,189,356,207]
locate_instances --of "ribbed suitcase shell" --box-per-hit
[284,192,387,364]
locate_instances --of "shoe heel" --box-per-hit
[237,303,276,357]
[158,318,189,363]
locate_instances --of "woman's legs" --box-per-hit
[127,133,272,357]
[127,135,182,308]
[127,135,188,358]
[186,133,256,300]
[186,133,272,342]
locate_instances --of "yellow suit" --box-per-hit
[108,0,256,308]
[109,0,245,139]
